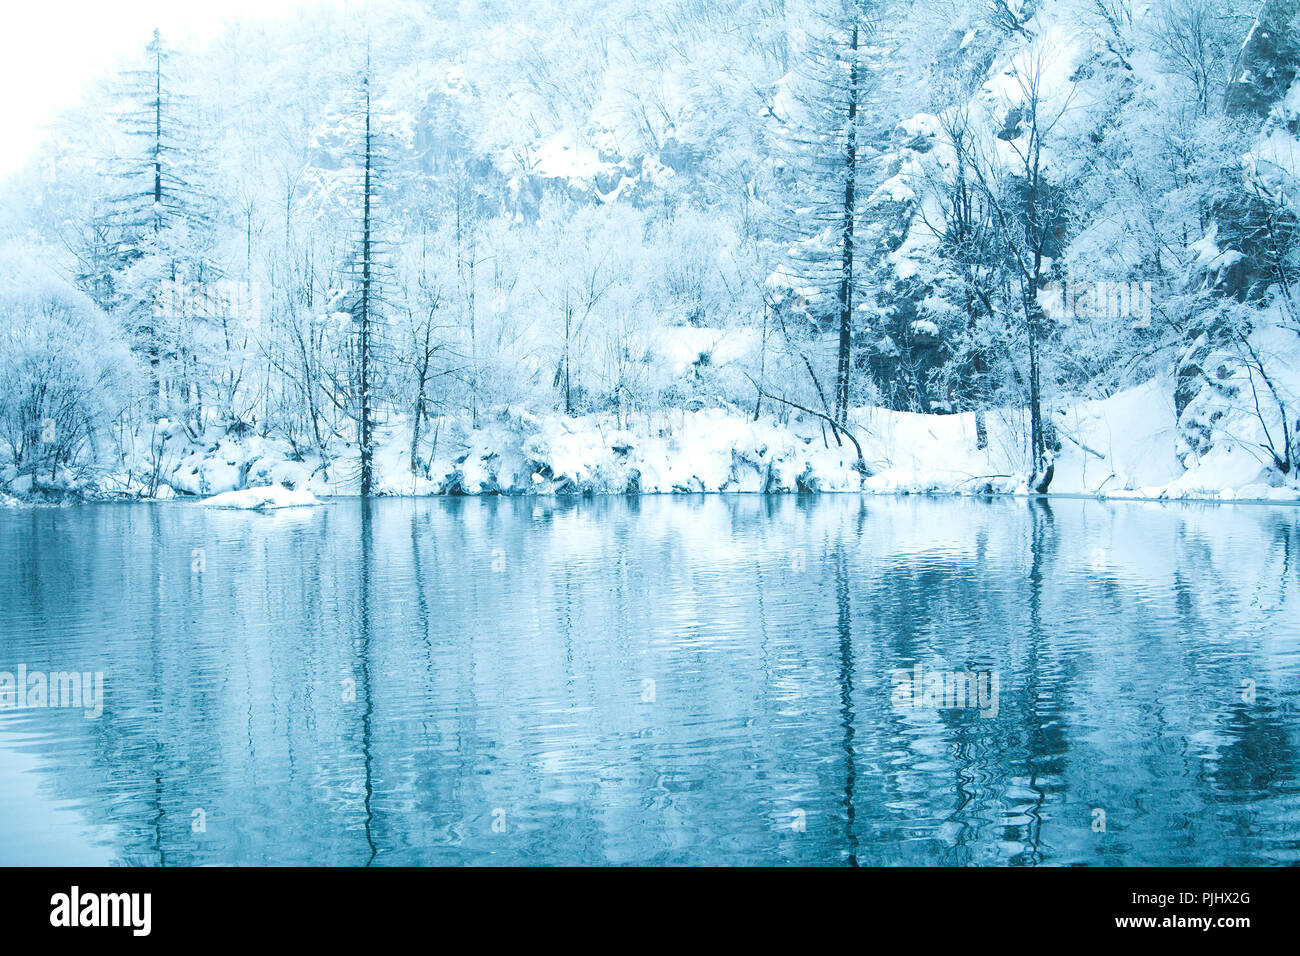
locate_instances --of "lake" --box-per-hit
[1,494,1298,865]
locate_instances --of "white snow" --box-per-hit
[201,485,320,510]
[118,370,1293,505]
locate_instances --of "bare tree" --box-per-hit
[970,48,1076,491]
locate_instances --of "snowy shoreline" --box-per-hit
[6,378,1298,508]
[7,486,1300,510]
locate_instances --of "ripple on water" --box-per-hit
[0,495,1297,864]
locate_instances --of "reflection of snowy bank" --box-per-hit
[20,375,1300,505]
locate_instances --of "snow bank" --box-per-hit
[12,372,1297,506]
[406,374,1295,501]
[201,485,320,510]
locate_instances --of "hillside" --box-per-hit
[1,0,1297,502]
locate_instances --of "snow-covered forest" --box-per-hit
[2,0,1298,501]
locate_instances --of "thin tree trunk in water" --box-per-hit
[834,24,860,429]
[834,545,858,866]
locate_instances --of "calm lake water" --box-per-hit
[1,494,1298,866]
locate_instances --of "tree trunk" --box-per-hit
[358,77,375,497]
[1027,302,1052,492]
[409,380,425,476]
[833,24,860,429]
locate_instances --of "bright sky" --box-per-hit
[0,0,322,181]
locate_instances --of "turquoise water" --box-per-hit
[1,495,1298,865]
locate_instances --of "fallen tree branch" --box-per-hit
[745,375,869,475]
[1056,427,1106,460]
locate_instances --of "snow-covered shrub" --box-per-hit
[0,250,137,486]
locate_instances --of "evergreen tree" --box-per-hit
[82,30,220,425]
[772,0,888,427]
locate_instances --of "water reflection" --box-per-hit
[0,495,1298,865]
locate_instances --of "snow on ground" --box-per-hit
[7,363,1296,505]
[73,372,1294,505]
[201,485,320,510]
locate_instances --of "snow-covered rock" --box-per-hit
[201,485,320,510]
